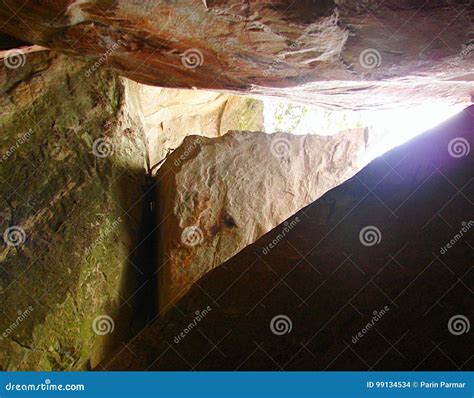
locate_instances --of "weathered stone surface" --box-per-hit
[103,106,473,371]
[157,128,369,312]
[138,86,263,170]
[0,45,264,370]
[0,50,150,370]
[0,1,472,109]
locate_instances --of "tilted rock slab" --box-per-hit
[104,106,473,371]
[157,129,368,312]
[0,0,472,109]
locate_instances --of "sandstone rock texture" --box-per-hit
[104,106,473,371]
[0,1,472,109]
[0,50,151,370]
[138,86,263,171]
[0,45,264,370]
[157,129,369,312]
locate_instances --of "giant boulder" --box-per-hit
[157,128,370,311]
[104,106,473,370]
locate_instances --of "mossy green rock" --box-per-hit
[0,51,148,370]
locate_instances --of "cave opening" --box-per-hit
[0,0,472,371]
[263,99,466,166]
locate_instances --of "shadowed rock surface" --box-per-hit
[0,1,472,109]
[0,49,267,370]
[103,106,473,371]
[0,50,152,370]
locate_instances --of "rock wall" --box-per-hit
[0,47,265,370]
[0,1,472,109]
[0,50,150,370]
[138,86,264,171]
[157,129,369,312]
[104,106,473,371]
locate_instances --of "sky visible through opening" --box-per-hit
[263,100,465,166]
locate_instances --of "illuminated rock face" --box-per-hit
[157,129,369,312]
[0,1,472,109]
[0,49,262,370]
[104,107,473,371]
[138,86,264,170]
[0,40,266,369]
[0,50,149,370]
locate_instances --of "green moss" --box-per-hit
[0,53,146,370]
[220,98,264,134]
